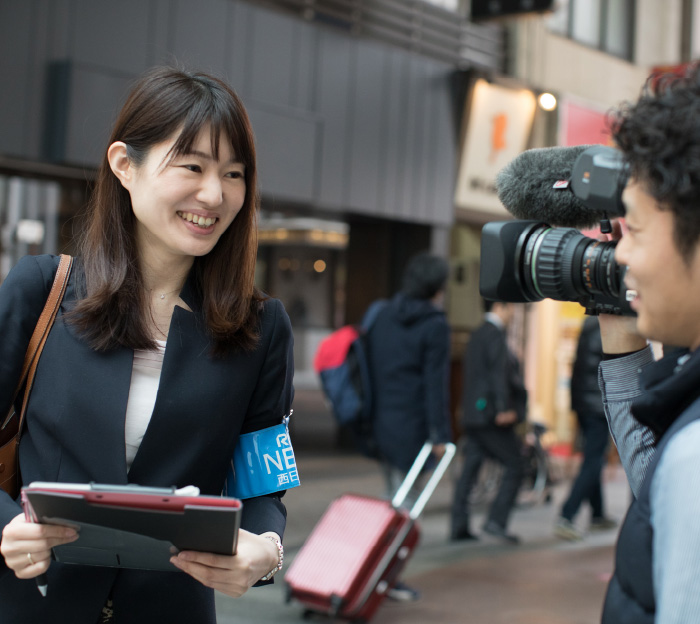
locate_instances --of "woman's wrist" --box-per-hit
[259,532,283,581]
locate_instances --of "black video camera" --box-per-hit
[479,145,635,316]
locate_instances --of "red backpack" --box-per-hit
[313,301,387,457]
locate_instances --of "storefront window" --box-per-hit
[256,216,349,388]
[0,173,85,280]
[420,0,461,11]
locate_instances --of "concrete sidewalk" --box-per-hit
[216,443,631,624]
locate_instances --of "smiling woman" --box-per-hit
[74,67,262,356]
[0,67,294,624]
[107,125,246,271]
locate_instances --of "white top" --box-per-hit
[124,340,167,469]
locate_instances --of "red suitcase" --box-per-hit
[285,442,456,623]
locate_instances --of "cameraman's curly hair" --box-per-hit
[610,62,700,263]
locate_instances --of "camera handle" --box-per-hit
[599,213,612,234]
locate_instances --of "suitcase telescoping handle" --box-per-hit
[391,442,456,520]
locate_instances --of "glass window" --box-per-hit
[546,0,635,61]
[546,0,570,35]
[421,0,461,12]
[604,0,634,59]
[571,0,602,47]
[0,173,84,279]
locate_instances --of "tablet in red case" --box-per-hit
[22,482,242,571]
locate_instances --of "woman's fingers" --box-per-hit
[1,513,79,578]
[169,530,278,598]
[8,548,53,579]
[170,552,250,596]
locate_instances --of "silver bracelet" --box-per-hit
[260,535,284,581]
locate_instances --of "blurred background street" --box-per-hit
[216,390,631,624]
[0,2,679,621]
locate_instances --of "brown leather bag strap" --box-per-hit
[16,254,73,439]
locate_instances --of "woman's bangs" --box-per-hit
[168,105,211,160]
[168,103,250,169]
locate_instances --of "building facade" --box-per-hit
[2,0,692,442]
[0,0,504,388]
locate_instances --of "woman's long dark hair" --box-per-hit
[70,66,264,356]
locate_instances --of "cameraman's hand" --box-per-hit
[598,314,647,354]
[597,220,648,355]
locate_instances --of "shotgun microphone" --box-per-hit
[495,145,628,227]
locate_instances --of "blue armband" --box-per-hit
[225,412,300,499]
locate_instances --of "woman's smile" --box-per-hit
[177,211,220,230]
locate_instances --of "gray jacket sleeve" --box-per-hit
[598,346,656,498]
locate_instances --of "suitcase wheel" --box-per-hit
[301,609,328,621]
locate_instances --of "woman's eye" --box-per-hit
[183,164,201,173]
[226,170,244,179]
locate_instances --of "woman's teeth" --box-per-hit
[178,212,217,228]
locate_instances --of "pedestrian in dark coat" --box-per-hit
[366,253,453,482]
[555,316,617,540]
[364,252,453,602]
[451,300,526,544]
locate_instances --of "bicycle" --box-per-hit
[465,421,555,509]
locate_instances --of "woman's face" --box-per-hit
[117,125,247,263]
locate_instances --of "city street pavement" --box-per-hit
[216,390,631,624]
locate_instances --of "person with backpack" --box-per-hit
[363,252,452,601]
[365,253,453,500]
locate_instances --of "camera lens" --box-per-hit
[517,223,622,303]
[479,220,632,315]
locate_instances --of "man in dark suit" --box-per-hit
[451,300,526,544]
[554,315,617,540]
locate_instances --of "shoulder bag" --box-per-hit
[0,254,73,498]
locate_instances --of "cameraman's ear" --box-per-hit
[107,142,134,190]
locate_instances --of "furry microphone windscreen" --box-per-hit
[495,145,604,228]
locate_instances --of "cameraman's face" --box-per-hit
[617,178,700,350]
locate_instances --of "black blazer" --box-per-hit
[0,255,294,624]
[461,319,527,429]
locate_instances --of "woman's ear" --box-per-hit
[107,142,133,189]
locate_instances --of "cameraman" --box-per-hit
[597,63,700,623]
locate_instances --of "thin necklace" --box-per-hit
[153,288,181,300]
